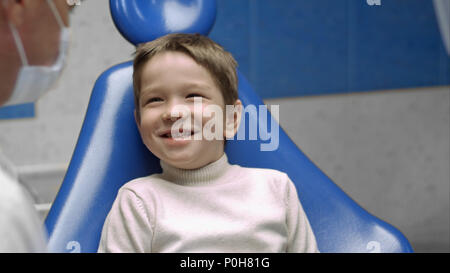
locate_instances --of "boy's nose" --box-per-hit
[162,111,181,121]
[162,103,190,121]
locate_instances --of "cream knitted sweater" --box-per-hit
[98,153,318,253]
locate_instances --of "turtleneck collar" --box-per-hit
[159,153,231,186]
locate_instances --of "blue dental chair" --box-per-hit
[44,0,413,253]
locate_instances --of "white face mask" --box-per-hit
[4,0,70,106]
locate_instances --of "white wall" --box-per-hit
[0,0,448,252]
[266,87,449,252]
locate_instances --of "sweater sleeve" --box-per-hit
[97,188,153,253]
[284,175,319,253]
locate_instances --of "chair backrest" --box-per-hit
[44,0,413,253]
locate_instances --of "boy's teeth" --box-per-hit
[162,130,196,138]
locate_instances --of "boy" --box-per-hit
[98,33,319,253]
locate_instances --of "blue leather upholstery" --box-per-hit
[110,0,217,45]
[44,0,413,253]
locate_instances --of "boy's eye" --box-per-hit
[186,93,204,99]
[146,97,163,104]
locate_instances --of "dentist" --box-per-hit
[0,0,71,252]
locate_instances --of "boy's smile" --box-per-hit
[135,51,239,169]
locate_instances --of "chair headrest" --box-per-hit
[110,0,217,46]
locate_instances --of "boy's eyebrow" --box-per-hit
[141,82,211,94]
[180,82,210,91]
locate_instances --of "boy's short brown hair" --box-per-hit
[133,33,239,120]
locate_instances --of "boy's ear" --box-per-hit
[224,99,242,139]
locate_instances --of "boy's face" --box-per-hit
[135,51,241,169]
